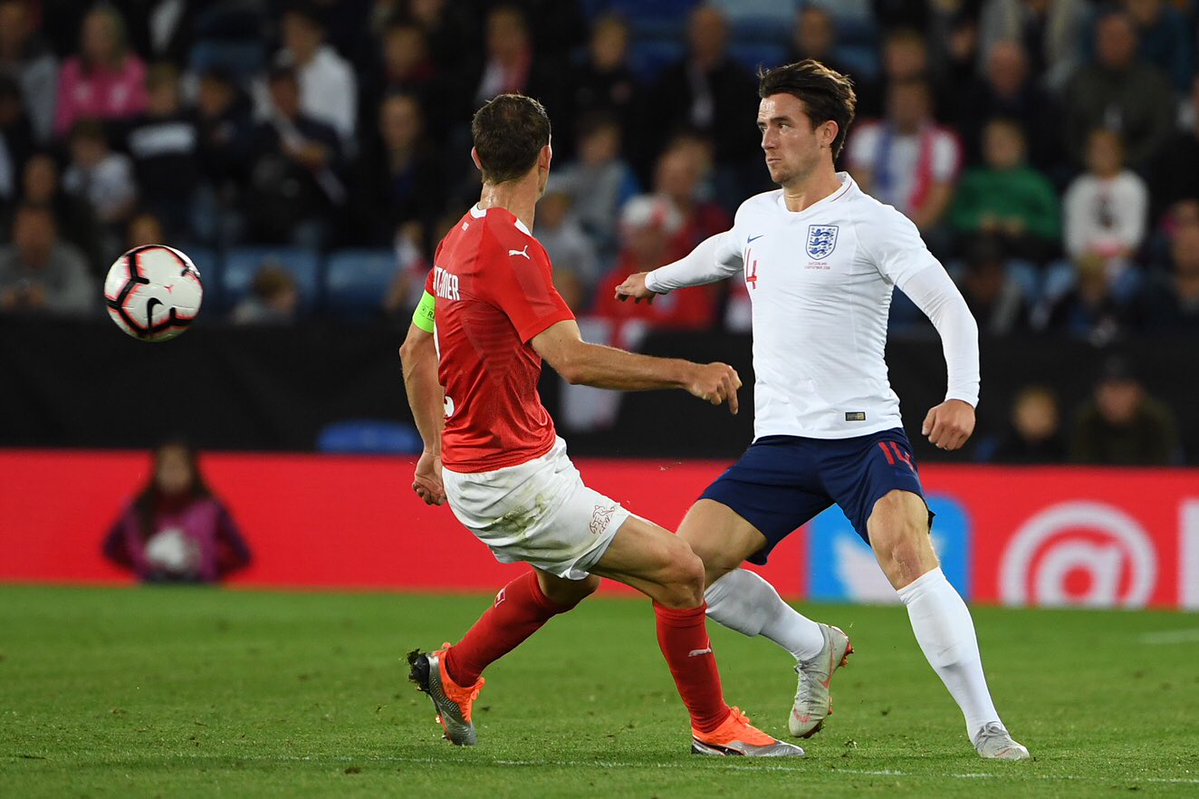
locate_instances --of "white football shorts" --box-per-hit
[441,437,630,580]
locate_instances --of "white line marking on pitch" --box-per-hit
[1139,628,1199,645]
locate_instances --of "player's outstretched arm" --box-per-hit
[399,322,446,505]
[532,320,742,414]
[615,231,742,303]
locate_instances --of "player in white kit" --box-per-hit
[616,61,1029,760]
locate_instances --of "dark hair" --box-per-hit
[70,118,108,145]
[758,60,856,158]
[133,439,212,540]
[471,93,551,184]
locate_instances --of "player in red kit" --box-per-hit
[400,94,801,757]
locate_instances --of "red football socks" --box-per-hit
[654,603,731,734]
[444,571,574,687]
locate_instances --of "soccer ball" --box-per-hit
[104,245,204,342]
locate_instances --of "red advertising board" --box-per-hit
[0,451,1194,609]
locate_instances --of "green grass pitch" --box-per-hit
[2,586,1197,798]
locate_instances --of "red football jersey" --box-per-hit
[428,205,575,473]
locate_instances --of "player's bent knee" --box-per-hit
[537,571,600,608]
[654,545,706,609]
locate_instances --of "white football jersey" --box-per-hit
[647,173,978,441]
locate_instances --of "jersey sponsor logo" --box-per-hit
[432,266,460,301]
[508,245,531,260]
[999,501,1158,608]
[806,224,839,260]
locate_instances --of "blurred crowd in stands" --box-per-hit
[0,1,1195,464]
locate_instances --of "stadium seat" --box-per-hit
[833,44,881,81]
[630,39,685,83]
[221,247,321,312]
[316,420,425,455]
[729,43,788,73]
[607,0,699,37]
[324,249,399,321]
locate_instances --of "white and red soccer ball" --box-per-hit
[104,245,203,342]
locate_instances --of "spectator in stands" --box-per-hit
[1124,0,1193,92]
[125,63,199,242]
[102,439,251,584]
[788,6,851,78]
[986,385,1066,464]
[17,152,104,275]
[644,6,759,177]
[955,40,1059,171]
[956,235,1030,336]
[1062,129,1148,277]
[0,0,57,144]
[536,188,598,313]
[245,64,345,249]
[1149,75,1199,223]
[653,134,730,253]
[0,75,33,207]
[847,77,960,234]
[472,5,562,118]
[977,0,1091,94]
[276,7,357,148]
[567,14,640,158]
[126,210,164,249]
[1136,224,1199,333]
[593,194,718,331]
[193,67,253,247]
[852,28,940,123]
[53,5,148,139]
[351,92,441,247]
[548,112,640,257]
[1070,356,1180,465]
[232,261,301,325]
[360,18,446,137]
[63,120,137,231]
[0,203,93,316]
[402,0,480,77]
[951,118,1060,265]
[1062,10,1174,171]
[1038,253,1131,344]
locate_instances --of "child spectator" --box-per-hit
[567,14,640,156]
[535,189,598,313]
[1038,253,1130,344]
[1062,129,1148,276]
[985,385,1067,464]
[275,7,357,148]
[653,134,730,253]
[956,236,1031,336]
[17,151,104,274]
[53,5,148,138]
[103,440,251,584]
[62,120,137,228]
[951,118,1060,264]
[549,113,640,256]
[1135,223,1199,333]
[125,63,199,241]
[232,262,300,325]
[193,67,253,247]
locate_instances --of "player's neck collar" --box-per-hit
[778,173,854,215]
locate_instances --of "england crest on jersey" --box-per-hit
[806,225,839,260]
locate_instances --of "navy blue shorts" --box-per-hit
[701,428,929,565]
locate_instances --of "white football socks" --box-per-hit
[897,567,1001,736]
[704,569,826,661]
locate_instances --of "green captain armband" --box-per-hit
[412,290,436,333]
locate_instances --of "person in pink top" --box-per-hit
[53,5,148,139]
[103,440,251,584]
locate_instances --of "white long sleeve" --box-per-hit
[898,266,981,407]
[645,231,742,293]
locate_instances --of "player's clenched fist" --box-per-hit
[686,362,743,414]
[921,399,975,451]
[412,450,446,506]
[614,271,657,304]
